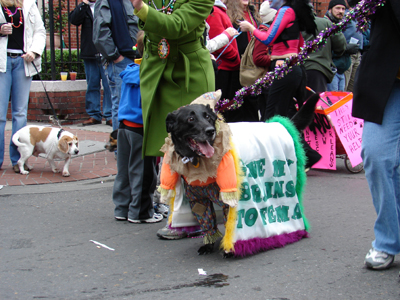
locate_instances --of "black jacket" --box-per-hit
[352,0,400,124]
[69,2,98,59]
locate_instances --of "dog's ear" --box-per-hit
[205,104,218,121]
[166,111,178,133]
[58,137,69,154]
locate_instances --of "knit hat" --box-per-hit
[259,1,277,24]
[328,0,347,10]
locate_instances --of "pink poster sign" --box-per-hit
[328,99,363,167]
[304,113,336,170]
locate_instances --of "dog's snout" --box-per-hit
[75,149,79,154]
[205,127,215,137]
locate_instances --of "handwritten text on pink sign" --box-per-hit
[328,99,363,167]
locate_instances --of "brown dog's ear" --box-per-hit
[58,137,69,153]
[166,112,177,133]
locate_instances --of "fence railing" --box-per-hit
[37,0,84,81]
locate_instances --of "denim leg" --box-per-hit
[98,57,112,121]
[0,58,13,168]
[106,58,133,131]
[83,59,102,121]
[337,73,346,91]
[362,80,400,255]
[9,57,32,165]
[327,74,338,91]
[327,73,345,92]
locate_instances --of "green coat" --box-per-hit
[138,0,215,157]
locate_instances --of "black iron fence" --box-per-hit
[37,0,84,80]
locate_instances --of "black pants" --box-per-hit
[216,69,259,122]
[262,64,306,121]
[305,69,329,98]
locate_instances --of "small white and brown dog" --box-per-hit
[12,125,79,176]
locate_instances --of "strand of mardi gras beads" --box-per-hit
[215,0,386,113]
[3,6,23,28]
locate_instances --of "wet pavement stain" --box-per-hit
[138,273,230,295]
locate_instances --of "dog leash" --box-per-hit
[215,29,242,66]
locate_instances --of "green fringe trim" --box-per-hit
[157,186,175,205]
[267,116,309,231]
[203,230,223,244]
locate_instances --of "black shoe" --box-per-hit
[82,117,101,126]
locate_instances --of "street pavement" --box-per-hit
[1,125,399,299]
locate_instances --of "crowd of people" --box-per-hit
[1,0,399,271]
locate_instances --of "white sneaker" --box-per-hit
[141,213,163,223]
[364,247,394,270]
[128,213,163,224]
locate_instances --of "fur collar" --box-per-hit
[160,121,232,184]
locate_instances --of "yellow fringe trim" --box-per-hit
[166,189,176,226]
[204,230,223,244]
[220,140,243,253]
[157,186,175,205]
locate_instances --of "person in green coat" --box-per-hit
[131,0,215,157]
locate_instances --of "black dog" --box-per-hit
[164,94,320,256]
[104,129,118,152]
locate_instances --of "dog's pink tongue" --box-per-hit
[198,141,215,158]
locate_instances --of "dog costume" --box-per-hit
[159,91,309,257]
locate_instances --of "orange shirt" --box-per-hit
[160,151,237,194]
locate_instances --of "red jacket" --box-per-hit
[206,6,240,71]
[253,24,272,69]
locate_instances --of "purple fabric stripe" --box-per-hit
[233,230,309,257]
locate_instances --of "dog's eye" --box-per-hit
[188,117,195,122]
[68,142,72,146]
[204,114,210,120]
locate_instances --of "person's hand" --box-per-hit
[345,43,360,55]
[238,20,255,33]
[114,55,124,63]
[130,0,143,11]
[225,27,239,37]
[22,51,36,63]
[82,0,89,4]
[0,23,13,35]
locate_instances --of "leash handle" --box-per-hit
[215,29,242,64]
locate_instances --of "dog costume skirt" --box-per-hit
[163,116,308,257]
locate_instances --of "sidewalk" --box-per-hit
[0,121,116,186]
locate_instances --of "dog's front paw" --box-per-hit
[52,168,60,173]
[62,171,70,177]
[198,243,214,255]
[20,170,29,175]
[223,251,234,259]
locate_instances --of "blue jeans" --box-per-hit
[105,57,133,130]
[327,73,346,91]
[0,56,32,168]
[83,57,111,121]
[362,79,400,255]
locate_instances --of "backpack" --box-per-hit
[332,52,351,74]
[240,36,268,87]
